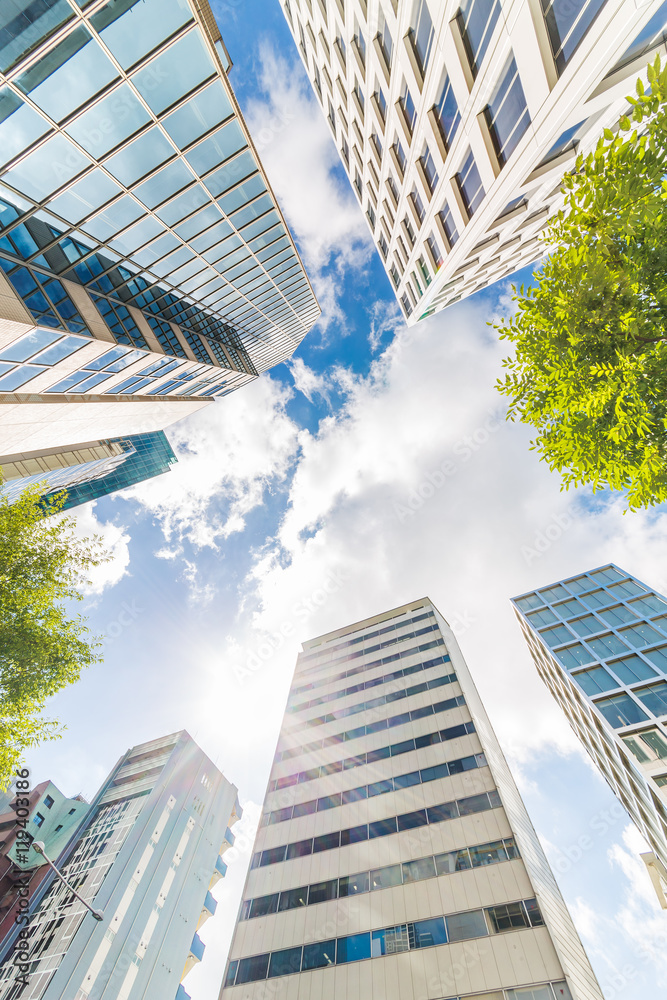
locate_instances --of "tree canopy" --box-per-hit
[496,56,667,510]
[0,485,108,788]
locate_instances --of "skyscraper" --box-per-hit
[0,0,319,454]
[220,599,602,1000]
[0,430,177,511]
[512,564,667,908]
[0,731,241,1000]
[279,0,667,321]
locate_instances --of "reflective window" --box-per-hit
[267,948,301,979]
[0,329,61,362]
[410,916,447,948]
[598,604,638,627]
[568,615,601,638]
[608,579,647,600]
[433,72,460,150]
[619,623,664,649]
[410,0,434,74]
[336,932,371,964]
[163,80,234,148]
[608,0,667,75]
[0,89,51,170]
[456,148,485,217]
[445,909,487,941]
[514,593,543,611]
[135,160,193,210]
[49,170,122,225]
[555,644,594,669]
[587,633,629,658]
[204,150,258,197]
[236,954,270,985]
[65,82,150,157]
[399,79,417,132]
[371,924,409,956]
[0,0,75,74]
[0,366,47,390]
[132,30,216,115]
[186,121,246,175]
[571,666,617,696]
[580,589,613,610]
[540,625,572,648]
[643,646,667,671]
[402,856,436,882]
[458,0,501,76]
[634,682,667,718]
[339,872,369,896]
[377,7,393,66]
[105,128,175,186]
[4,133,92,200]
[301,941,335,971]
[92,0,194,70]
[277,886,307,911]
[541,0,609,75]
[630,594,667,617]
[594,692,649,728]
[439,202,458,245]
[608,655,658,686]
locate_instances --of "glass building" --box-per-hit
[513,565,667,908]
[280,0,667,321]
[220,599,603,1000]
[0,430,177,510]
[0,0,319,452]
[0,731,241,1000]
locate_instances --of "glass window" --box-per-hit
[435,848,471,874]
[526,608,557,628]
[371,924,409,956]
[301,940,335,971]
[92,0,194,70]
[410,0,434,74]
[622,735,652,764]
[644,645,667,671]
[568,615,602,638]
[445,909,487,941]
[336,932,371,964]
[369,817,398,838]
[313,831,340,852]
[554,598,587,618]
[397,809,428,831]
[249,894,279,918]
[260,845,286,866]
[458,0,501,75]
[427,800,459,823]
[204,149,258,197]
[555,644,594,669]
[4,133,92,201]
[370,864,402,890]
[340,824,368,845]
[135,160,193,210]
[619,623,664,649]
[400,79,417,132]
[542,0,609,75]
[540,625,573,647]
[33,336,87,365]
[409,916,448,948]
[456,148,485,217]
[580,588,613,611]
[634,682,667,718]
[0,90,51,170]
[368,778,393,797]
[469,841,510,867]
[540,584,570,603]
[402,856,436,882]
[571,666,618,696]
[631,594,667,617]
[286,838,313,860]
[339,872,369,896]
[0,366,47,390]
[308,879,338,905]
[17,27,118,123]
[588,633,629,658]
[598,604,638,627]
[236,954,269,984]
[515,593,543,611]
[105,127,174,186]
[484,55,530,165]
[186,121,246,175]
[377,7,393,66]
[132,30,216,114]
[507,987,557,1000]
[609,580,647,600]
[594,693,649,729]
[642,730,667,759]
[223,960,238,987]
[0,329,61,362]
[486,901,529,933]
[268,947,302,979]
[278,886,307,911]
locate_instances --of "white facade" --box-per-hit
[280,0,667,321]
[220,599,602,1000]
[513,565,667,908]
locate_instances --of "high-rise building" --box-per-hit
[0,0,319,454]
[512,564,667,908]
[0,430,177,510]
[280,0,667,321]
[0,731,241,1000]
[220,599,602,1000]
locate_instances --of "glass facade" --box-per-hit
[0,0,319,402]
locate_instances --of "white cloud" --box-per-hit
[68,502,130,595]
[289,356,331,404]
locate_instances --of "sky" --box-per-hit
[26,2,667,999]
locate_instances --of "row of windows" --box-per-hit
[267,719,476,794]
[250,789,501,869]
[224,897,544,986]
[592,683,667,730]
[241,836,520,920]
[274,692,466,765]
[294,621,440,677]
[528,591,666,632]
[553,639,666,680]
[264,750,486,827]
[295,609,432,670]
[288,651,450,716]
[300,669,457,729]
[514,566,630,612]
[546,619,667,663]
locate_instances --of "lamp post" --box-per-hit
[31,842,104,921]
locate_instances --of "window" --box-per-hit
[390,263,399,287]
[54,824,63,832]
[285,839,311,860]
[401,292,413,316]
[278,886,307,911]
[354,169,363,198]
[336,932,371,963]
[568,615,601,638]
[433,71,460,150]
[571,667,617,696]
[631,595,667,617]
[43,795,54,809]
[377,7,393,67]
[642,730,667,759]
[341,136,350,165]
[484,56,530,165]
[314,64,322,97]
[402,856,437,883]
[308,879,338,905]
[409,0,434,75]
[339,872,370,896]
[379,233,388,258]
[588,633,629,658]
[541,0,609,75]
[354,19,366,65]
[598,604,638,627]
[313,831,340,852]
[403,214,416,247]
[327,97,336,133]
[375,80,388,120]
[335,35,346,67]
[353,78,365,115]
[410,186,425,224]
[634,682,667,719]
[594,692,649,729]
[236,954,270,984]
[439,202,459,245]
[580,588,613,610]
[420,144,438,192]
[426,233,443,269]
[268,947,302,979]
[34,812,45,827]
[645,646,667,671]
[540,625,572,647]
[399,79,417,133]
[372,924,409,956]
[393,135,407,174]
[487,901,530,932]
[457,0,502,76]
[446,909,488,941]
[456,148,485,217]
[410,916,447,947]
[619,623,664,649]
[302,941,335,970]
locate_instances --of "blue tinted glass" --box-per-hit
[82,194,144,240]
[65,83,151,157]
[486,56,530,163]
[85,346,139,371]
[163,80,234,148]
[0,329,61,361]
[32,336,87,365]
[0,0,75,74]
[204,150,258,197]
[94,0,194,69]
[132,31,216,115]
[0,89,51,169]
[49,170,122,225]
[0,365,47,389]
[411,916,448,947]
[104,127,175,186]
[608,655,657,685]
[435,73,460,148]
[4,133,91,200]
[185,121,246,175]
[336,932,371,964]
[218,175,267,216]
[110,216,164,255]
[572,666,617,696]
[544,0,608,73]
[157,185,211,227]
[634,681,667,718]
[135,160,193,210]
[17,27,118,122]
[595,693,648,728]
[460,0,501,72]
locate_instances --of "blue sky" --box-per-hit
[28,3,667,998]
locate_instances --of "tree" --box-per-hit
[0,485,108,788]
[496,56,667,511]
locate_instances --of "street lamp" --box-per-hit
[31,842,104,921]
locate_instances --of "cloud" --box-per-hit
[289,356,331,404]
[69,503,130,595]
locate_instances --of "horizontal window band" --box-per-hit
[241,836,520,920]
[294,611,436,675]
[251,788,501,869]
[267,719,476,795]
[225,896,543,986]
[275,673,462,765]
[264,751,486,826]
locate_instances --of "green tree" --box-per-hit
[0,485,108,788]
[496,56,667,511]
